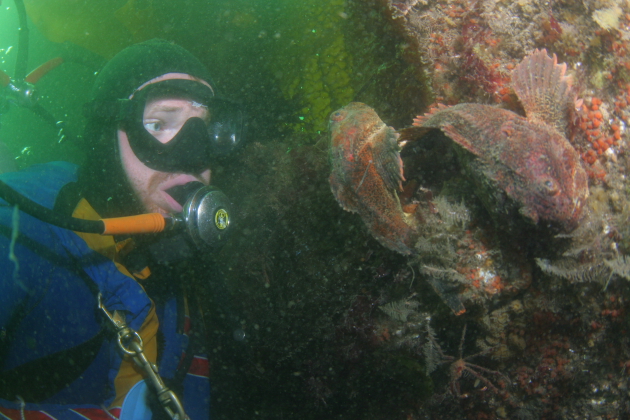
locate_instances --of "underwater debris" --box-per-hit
[421,265,467,285]
[537,254,630,288]
[534,179,630,288]
[476,301,527,362]
[411,194,530,313]
[536,258,609,284]
[390,0,426,18]
[370,293,430,352]
[421,266,467,315]
[592,5,623,31]
[432,195,470,230]
[604,255,630,281]
[415,235,458,265]
[407,196,479,314]
[379,297,420,322]
[424,323,509,399]
[423,319,442,375]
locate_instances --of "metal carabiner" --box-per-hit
[97,293,188,420]
[127,340,187,420]
[97,293,124,328]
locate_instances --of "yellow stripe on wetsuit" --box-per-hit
[72,198,159,408]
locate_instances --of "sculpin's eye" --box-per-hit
[542,179,558,195]
[330,110,346,122]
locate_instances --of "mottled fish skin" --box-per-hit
[329,102,418,255]
[412,50,588,233]
[414,103,588,232]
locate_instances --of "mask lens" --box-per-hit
[208,99,246,156]
[124,80,246,172]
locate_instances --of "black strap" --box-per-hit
[82,99,133,122]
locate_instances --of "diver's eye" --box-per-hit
[144,121,163,132]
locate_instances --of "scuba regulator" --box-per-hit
[0,179,233,251]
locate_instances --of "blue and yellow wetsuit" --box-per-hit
[0,162,210,419]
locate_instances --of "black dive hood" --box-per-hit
[0,179,233,250]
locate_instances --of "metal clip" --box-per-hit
[97,293,188,420]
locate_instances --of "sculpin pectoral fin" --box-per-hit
[397,125,430,147]
[372,126,405,192]
[413,104,489,157]
[440,124,484,157]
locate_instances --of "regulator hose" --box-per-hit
[0,178,228,245]
[0,179,105,233]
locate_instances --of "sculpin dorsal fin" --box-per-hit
[511,49,576,135]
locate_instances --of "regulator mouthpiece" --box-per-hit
[180,185,232,250]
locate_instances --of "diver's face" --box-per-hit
[119,73,212,214]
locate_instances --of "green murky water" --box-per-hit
[3,1,630,419]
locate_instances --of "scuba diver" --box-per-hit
[0,39,244,419]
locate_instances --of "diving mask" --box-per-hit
[88,79,246,173]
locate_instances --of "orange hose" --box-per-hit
[25,57,64,84]
[102,213,166,235]
[0,69,10,87]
